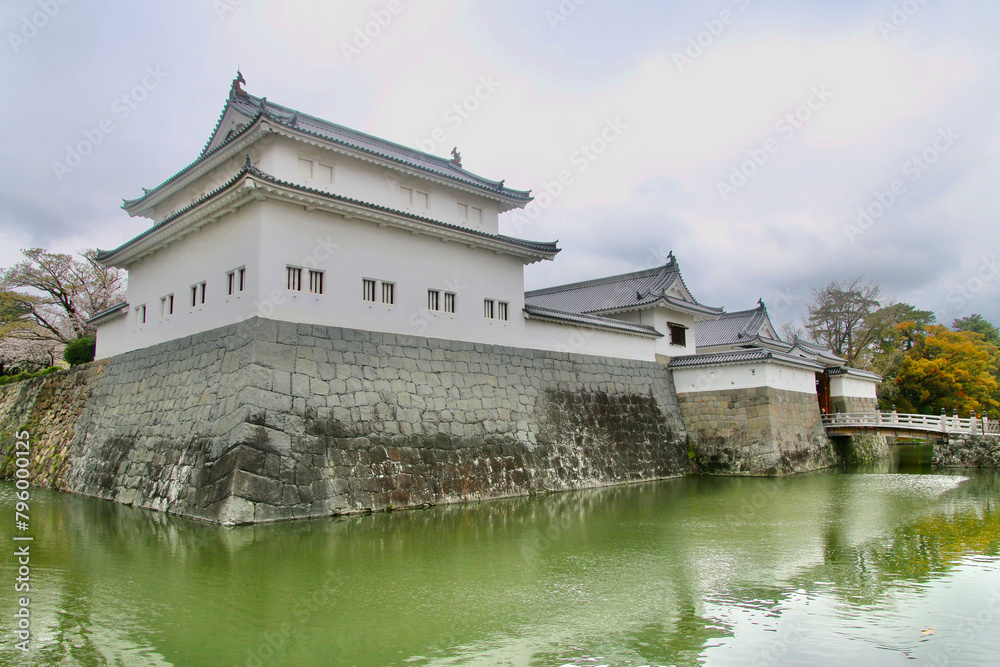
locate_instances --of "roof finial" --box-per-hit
[450,147,463,168]
[758,298,765,309]
[231,70,248,98]
[667,250,675,265]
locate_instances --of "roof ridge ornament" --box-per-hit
[758,298,765,309]
[231,70,248,98]
[451,147,463,168]
[243,154,255,171]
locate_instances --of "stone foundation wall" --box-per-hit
[677,386,836,475]
[831,396,878,414]
[0,364,103,488]
[831,432,891,463]
[1,318,690,524]
[934,435,1000,468]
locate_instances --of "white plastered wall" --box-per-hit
[829,375,879,400]
[523,319,657,361]
[673,361,819,395]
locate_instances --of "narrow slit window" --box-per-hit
[498,301,508,321]
[135,305,146,325]
[191,282,206,307]
[363,279,377,302]
[238,267,246,292]
[308,270,324,295]
[161,294,174,318]
[287,266,303,291]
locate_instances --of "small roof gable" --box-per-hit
[695,300,778,348]
[124,75,530,214]
[524,253,722,318]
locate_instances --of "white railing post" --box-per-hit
[971,411,978,435]
[892,406,898,425]
[941,408,948,433]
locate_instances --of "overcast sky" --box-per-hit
[2,0,998,329]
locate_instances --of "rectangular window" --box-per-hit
[444,292,456,314]
[227,268,245,295]
[381,282,395,305]
[135,304,146,325]
[399,186,428,208]
[316,163,333,183]
[669,323,687,347]
[484,299,495,319]
[427,290,441,311]
[160,294,174,318]
[298,158,313,180]
[458,203,482,225]
[498,301,509,321]
[363,279,377,302]
[287,266,303,291]
[308,270,324,295]
[191,282,206,307]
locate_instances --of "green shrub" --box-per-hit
[63,336,96,366]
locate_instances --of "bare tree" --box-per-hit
[804,277,882,365]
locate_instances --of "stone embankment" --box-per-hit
[934,435,1000,468]
[1,318,691,524]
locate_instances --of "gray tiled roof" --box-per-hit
[524,257,722,316]
[827,366,882,380]
[86,302,128,325]
[124,88,530,210]
[523,305,662,337]
[667,347,824,371]
[100,159,558,264]
[695,304,773,348]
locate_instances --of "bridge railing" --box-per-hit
[822,411,1000,436]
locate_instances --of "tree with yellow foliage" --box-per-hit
[894,326,1000,419]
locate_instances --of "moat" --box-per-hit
[2,444,999,666]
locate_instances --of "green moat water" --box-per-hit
[2,444,999,666]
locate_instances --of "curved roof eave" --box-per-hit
[99,160,559,267]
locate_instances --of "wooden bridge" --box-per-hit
[822,410,1000,441]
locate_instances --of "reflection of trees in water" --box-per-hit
[3,471,998,665]
[816,471,1000,605]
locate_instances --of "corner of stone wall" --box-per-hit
[832,432,891,464]
[934,434,1000,468]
